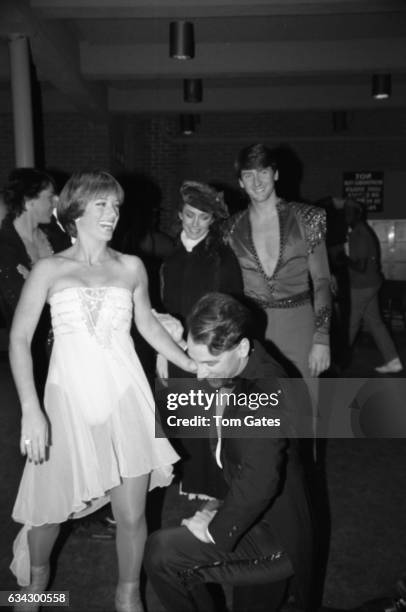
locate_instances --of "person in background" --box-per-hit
[159,181,244,501]
[9,170,195,612]
[226,144,331,380]
[316,196,350,371]
[345,199,403,374]
[0,168,71,392]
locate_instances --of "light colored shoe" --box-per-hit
[13,564,50,611]
[115,581,144,612]
[375,357,403,374]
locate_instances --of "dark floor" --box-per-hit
[1,330,406,611]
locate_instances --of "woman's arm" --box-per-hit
[130,257,196,373]
[9,258,54,463]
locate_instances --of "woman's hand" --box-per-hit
[151,310,184,343]
[156,353,169,383]
[20,406,49,464]
[308,343,330,377]
[16,264,30,280]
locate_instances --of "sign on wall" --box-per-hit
[342,171,384,212]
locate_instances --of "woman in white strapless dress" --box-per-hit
[9,170,196,612]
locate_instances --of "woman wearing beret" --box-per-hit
[159,181,244,501]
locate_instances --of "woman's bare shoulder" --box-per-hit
[31,248,80,281]
[115,251,145,273]
[31,253,62,274]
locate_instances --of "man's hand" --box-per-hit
[308,343,330,377]
[181,509,217,543]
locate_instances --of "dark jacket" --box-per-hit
[0,216,71,394]
[208,342,314,608]
[0,215,71,327]
[161,235,243,326]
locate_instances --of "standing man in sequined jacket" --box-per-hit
[225,144,331,379]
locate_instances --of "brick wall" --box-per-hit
[0,113,110,186]
[43,114,110,176]
[126,109,406,227]
[1,108,406,225]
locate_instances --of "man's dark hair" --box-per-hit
[3,168,55,219]
[234,143,278,178]
[187,292,251,355]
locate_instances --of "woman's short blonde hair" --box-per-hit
[57,170,124,237]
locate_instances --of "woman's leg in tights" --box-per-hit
[14,525,60,610]
[110,475,149,611]
[28,524,60,568]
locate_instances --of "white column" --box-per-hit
[8,34,35,167]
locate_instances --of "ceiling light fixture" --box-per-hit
[180,114,198,135]
[170,21,194,60]
[372,74,391,100]
[184,78,202,103]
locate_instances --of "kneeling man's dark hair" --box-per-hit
[187,292,251,355]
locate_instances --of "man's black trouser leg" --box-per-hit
[144,525,294,612]
[232,581,289,612]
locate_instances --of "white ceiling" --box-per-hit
[0,0,406,118]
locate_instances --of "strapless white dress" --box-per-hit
[11,286,179,585]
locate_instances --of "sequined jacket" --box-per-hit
[225,201,331,345]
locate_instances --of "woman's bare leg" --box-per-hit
[110,475,149,612]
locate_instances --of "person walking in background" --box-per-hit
[316,195,351,371]
[158,180,243,501]
[226,143,331,379]
[9,170,195,612]
[345,199,403,374]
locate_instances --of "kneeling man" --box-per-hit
[145,292,314,612]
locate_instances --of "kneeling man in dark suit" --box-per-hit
[144,292,314,612]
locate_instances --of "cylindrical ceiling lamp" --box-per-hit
[184,78,202,103]
[372,74,391,100]
[170,21,194,60]
[180,114,196,135]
